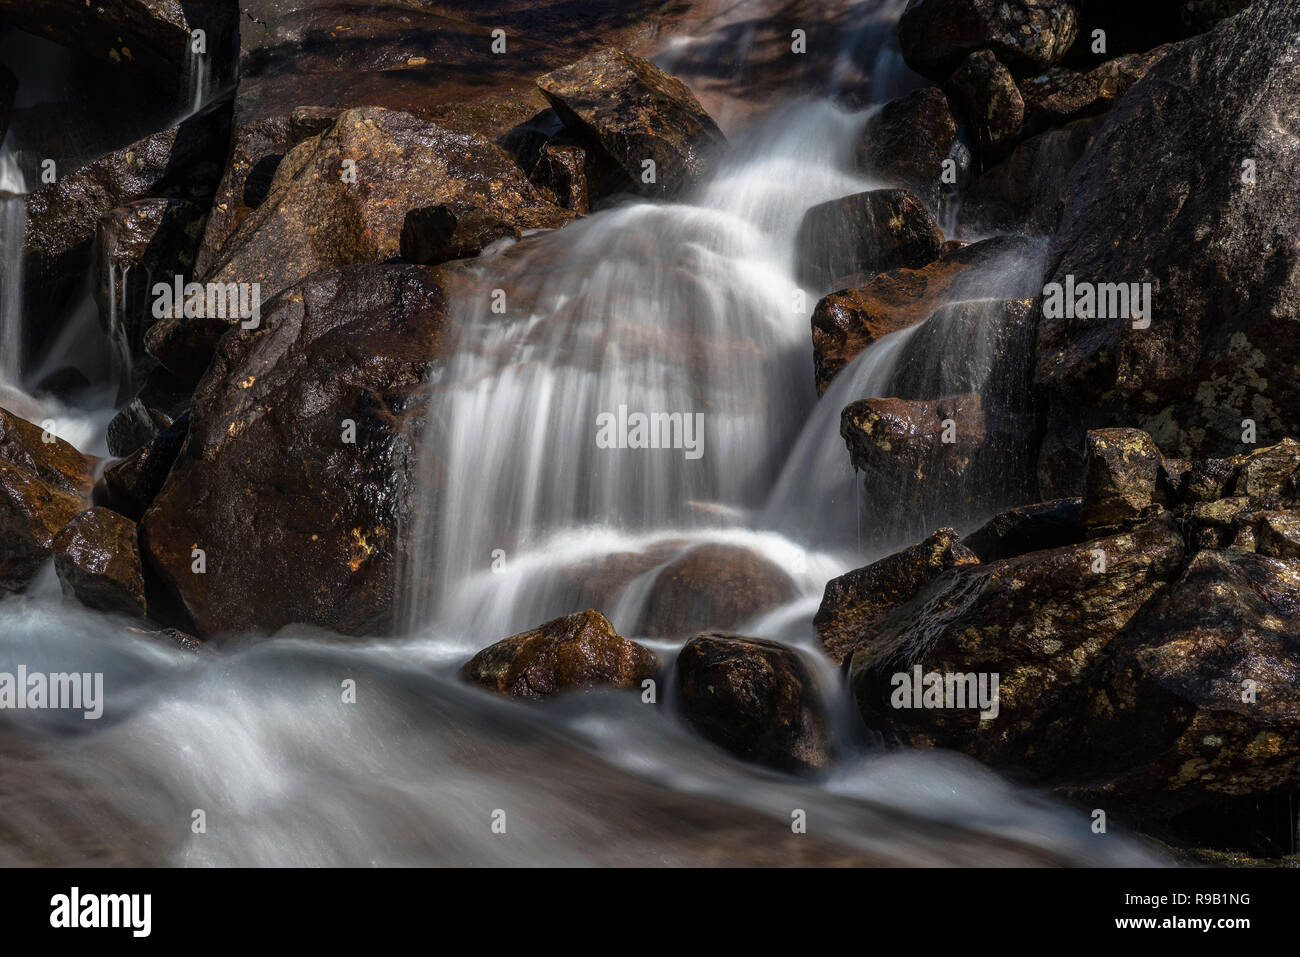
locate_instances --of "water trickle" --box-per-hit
[0,144,28,387]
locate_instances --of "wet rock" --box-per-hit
[105,367,193,457]
[530,143,592,214]
[1231,439,1300,501]
[150,108,570,377]
[95,199,206,374]
[140,265,452,637]
[94,414,189,522]
[810,235,1035,393]
[1254,511,1300,559]
[795,188,945,293]
[856,87,960,213]
[0,410,95,596]
[1035,0,1300,486]
[461,609,659,700]
[1080,428,1165,526]
[633,544,798,639]
[944,51,1024,159]
[1020,47,1174,135]
[849,516,1186,762]
[898,0,1080,80]
[956,119,1097,236]
[962,499,1086,561]
[537,49,726,199]
[52,507,146,616]
[675,634,829,772]
[1042,549,1300,811]
[815,528,979,666]
[1186,456,1240,504]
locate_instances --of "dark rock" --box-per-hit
[1231,438,1300,501]
[1254,511,1300,559]
[795,188,945,293]
[856,87,960,213]
[1186,456,1240,503]
[531,143,592,214]
[537,49,727,199]
[1081,428,1165,526]
[815,528,979,665]
[675,634,830,772]
[849,515,1186,762]
[962,499,1086,561]
[944,50,1024,159]
[461,609,658,700]
[1020,47,1174,135]
[0,65,13,145]
[1035,0,1300,487]
[95,414,189,522]
[140,265,452,637]
[810,235,1035,393]
[52,507,146,616]
[633,544,798,639]
[105,366,192,456]
[898,0,1080,80]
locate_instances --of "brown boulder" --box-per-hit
[537,49,726,199]
[856,87,960,213]
[140,265,451,637]
[52,507,146,616]
[944,50,1024,159]
[795,188,945,293]
[898,0,1079,80]
[675,634,830,772]
[632,544,797,639]
[1080,428,1165,526]
[461,609,659,700]
[1021,47,1175,135]
[815,528,979,666]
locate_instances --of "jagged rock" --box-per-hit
[1020,47,1174,135]
[815,528,979,665]
[537,49,726,199]
[530,143,592,214]
[944,50,1024,158]
[1231,438,1300,500]
[94,414,189,522]
[957,119,1097,236]
[105,367,192,457]
[962,499,1085,561]
[1081,428,1165,526]
[795,188,945,292]
[461,609,658,699]
[1254,512,1300,559]
[0,409,95,595]
[856,87,960,212]
[95,198,206,374]
[140,265,452,637]
[898,0,1080,80]
[633,544,797,638]
[810,235,1035,393]
[849,516,1186,762]
[1035,0,1300,490]
[52,507,146,616]
[675,634,830,772]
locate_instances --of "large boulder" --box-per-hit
[810,235,1035,393]
[0,409,95,596]
[898,0,1080,80]
[675,634,830,772]
[961,498,1086,561]
[461,609,659,700]
[52,507,146,617]
[537,49,726,199]
[147,107,571,378]
[856,86,961,213]
[632,544,798,638]
[1080,427,1166,526]
[795,188,945,293]
[815,528,979,665]
[140,265,451,637]
[943,51,1024,159]
[1035,0,1300,491]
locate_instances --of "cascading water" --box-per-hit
[0,0,1169,866]
[0,143,27,388]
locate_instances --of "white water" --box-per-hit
[0,0,1170,866]
[0,143,26,387]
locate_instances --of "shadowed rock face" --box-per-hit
[944,50,1024,160]
[675,633,830,773]
[0,0,196,77]
[537,48,727,198]
[461,609,659,700]
[1035,0,1300,492]
[141,265,452,637]
[53,507,146,617]
[857,86,960,214]
[898,0,1079,81]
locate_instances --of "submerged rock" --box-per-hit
[52,507,146,617]
[795,188,945,292]
[632,543,798,638]
[141,265,451,637]
[461,609,659,699]
[537,49,727,199]
[675,634,830,772]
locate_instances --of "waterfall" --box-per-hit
[0,144,27,387]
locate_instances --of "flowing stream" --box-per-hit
[0,1,1168,866]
